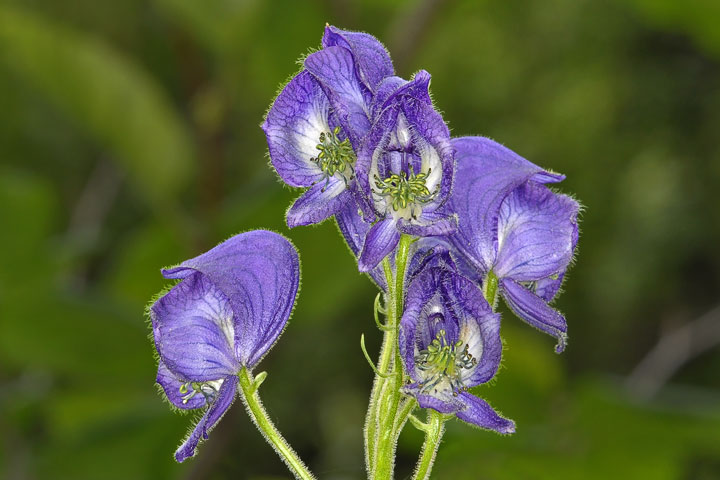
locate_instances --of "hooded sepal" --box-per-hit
[449,136,565,273]
[321,25,394,92]
[304,46,372,149]
[162,230,300,367]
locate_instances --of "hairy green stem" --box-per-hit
[364,260,395,472]
[392,397,417,440]
[237,368,315,480]
[412,411,445,480]
[373,234,413,479]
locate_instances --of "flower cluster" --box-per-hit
[149,25,580,477]
[264,26,580,431]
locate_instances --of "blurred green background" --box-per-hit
[2,0,720,478]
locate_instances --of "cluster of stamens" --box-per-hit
[311,126,356,186]
[178,381,219,404]
[374,165,435,212]
[415,329,478,395]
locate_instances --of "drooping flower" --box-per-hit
[262,26,393,228]
[355,71,456,272]
[150,230,300,462]
[448,136,579,352]
[399,256,515,433]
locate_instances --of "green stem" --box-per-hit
[364,261,395,472]
[412,411,445,480]
[392,397,417,439]
[237,368,315,480]
[373,234,413,480]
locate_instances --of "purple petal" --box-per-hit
[151,272,238,381]
[262,71,329,187]
[371,71,432,117]
[174,375,238,462]
[500,278,568,353]
[354,105,395,215]
[335,202,369,257]
[304,46,371,148]
[534,272,565,302]
[399,85,453,208]
[449,136,565,273]
[494,183,579,281]
[287,177,352,228]
[335,203,388,289]
[455,392,515,434]
[162,231,300,367]
[405,237,454,281]
[371,76,406,118]
[156,360,207,410]
[399,267,435,377]
[358,217,400,272]
[322,25,393,91]
[397,212,457,237]
[416,391,464,414]
[446,248,484,286]
[450,274,503,386]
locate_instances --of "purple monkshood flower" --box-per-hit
[263,26,393,228]
[355,71,456,272]
[399,256,515,433]
[150,230,300,462]
[448,137,579,353]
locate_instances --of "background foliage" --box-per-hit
[2,0,720,478]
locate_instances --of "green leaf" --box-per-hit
[0,5,195,206]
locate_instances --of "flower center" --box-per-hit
[311,126,355,185]
[414,329,477,395]
[178,379,223,404]
[374,165,436,213]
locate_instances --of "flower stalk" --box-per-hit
[369,234,413,479]
[237,368,316,480]
[412,410,445,480]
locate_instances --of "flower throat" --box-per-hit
[311,126,356,184]
[415,328,477,395]
[374,165,435,212]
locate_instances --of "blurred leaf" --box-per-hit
[0,167,57,284]
[105,223,187,307]
[0,170,148,380]
[153,0,261,56]
[0,5,195,206]
[39,405,185,480]
[627,0,720,56]
[434,379,720,480]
